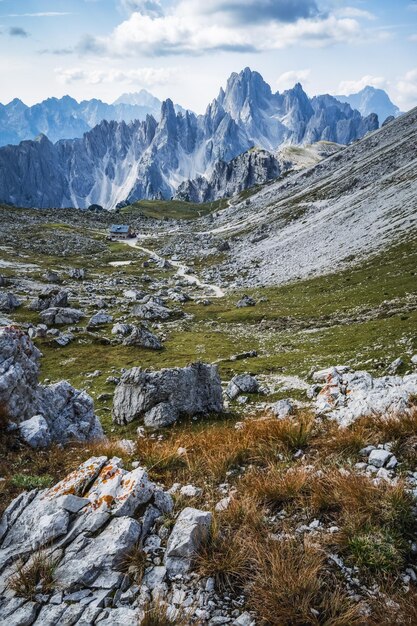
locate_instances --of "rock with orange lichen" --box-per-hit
[0,455,221,623]
[0,456,168,596]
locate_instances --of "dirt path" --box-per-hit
[121,237,225,298]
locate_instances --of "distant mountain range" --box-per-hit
[0,68,381,209]
[336,86,400,125]
[0,90,185,146]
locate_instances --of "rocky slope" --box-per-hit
[0,69,378,210]
[175,142,341,203]
[203,104,417,288]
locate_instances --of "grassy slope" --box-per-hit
[21,234,415,434]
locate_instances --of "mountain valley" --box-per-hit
[1,64,417,626]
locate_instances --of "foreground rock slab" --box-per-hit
[165,507,212,576]
[0,457,225,625]
[113,362,223,428]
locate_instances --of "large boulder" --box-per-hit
[226,374,260,400]
[132,297,175,321]
[112,363,223,428]
[87,310,113,328]
[0,327,103,444]
[122,326,162,350]
[0,292,21,312]
[0,326,41,422]
[18,415,52,449]
[40,307,84,326]
[165,507,212,576]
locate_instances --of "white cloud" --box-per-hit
[338,75,388,95]
[5,12,73,17]
[55,66,179,87]
[409,34,417,42]
[79,11,368,57]
[276,69,311,90]
[334,7,375,20]
[395,68,417,109]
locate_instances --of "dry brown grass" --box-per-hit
[135,414,316,487]
[241,465,311,511]
[248,538,365,626]
[120,542,148,584]
[7,551,58,600]
[141,601,189,626]
[367,589,417,626]
[196,526,252,592]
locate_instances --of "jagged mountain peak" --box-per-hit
[113,88,160,108]
[335,85,400,123]
[0,68,380,210]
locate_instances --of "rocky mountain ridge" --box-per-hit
[0,68,378,209]
[175,142,341,203]
[0,90,185,147]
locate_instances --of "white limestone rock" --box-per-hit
[270,399,294,419]
[226,374,259,400]
[18,415,52,449]
[165,507,212,576]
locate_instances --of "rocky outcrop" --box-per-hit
[314,366,417,426]
[175,149,281,203]
[0,457,170,624]
[112,323,163,350]
[0,292,21,312]
[122,326,163,350]
[132,297,175,321]
[0,458,241,625]
[0,327,103,445]
[112,363,223,428]
[87,310,113,328]
[29,289,68,312]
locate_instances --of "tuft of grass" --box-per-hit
[7,551,57,600]
[248,538,364,626]
[196,525,252,593]
[141,602,189,626]
[241,465,310,511]
[120,543,147,584]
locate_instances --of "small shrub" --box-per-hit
[344,527,406,574]
[11,473,54,490]
[7,551,57,600]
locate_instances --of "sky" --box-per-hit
[0,0,416,112]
